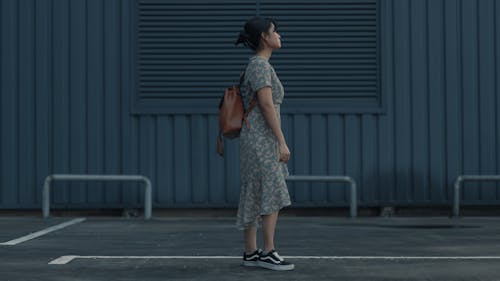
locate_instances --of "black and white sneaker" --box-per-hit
[242,249,263,267]
[257,250,295,271]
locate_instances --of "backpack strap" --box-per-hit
[243,97,258,128]
[239,71,259,128]
[217,131,224,156]
[239,71,245,88]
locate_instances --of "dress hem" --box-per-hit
[236,202,291,230]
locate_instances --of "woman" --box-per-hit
[235,16,294,271]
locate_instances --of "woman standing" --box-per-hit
[235,16,294,271]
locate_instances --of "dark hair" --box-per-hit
[235,16,277,51]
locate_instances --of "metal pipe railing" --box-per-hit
[453,175,500,217]
[286,175,357,217]
[42,174,152,219]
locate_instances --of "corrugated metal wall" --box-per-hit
[1,0,500,210]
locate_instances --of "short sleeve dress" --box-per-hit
[236,55,291,230]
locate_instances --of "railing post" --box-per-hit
[43,176,53,219]
[453,176,463,217]
[142,176,152,220]
[349,177,357,218]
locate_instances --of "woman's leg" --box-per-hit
[244,226,258,253]
[262,211,279,252]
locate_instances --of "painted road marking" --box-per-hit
[0,218,86,246]
[48,255,500,265]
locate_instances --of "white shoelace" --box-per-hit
[272,251,284,262]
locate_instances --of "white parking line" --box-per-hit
[48,255,500,265]
[0,218,86,246]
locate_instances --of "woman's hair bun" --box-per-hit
[235,31,256,49]
[235,31,249,45]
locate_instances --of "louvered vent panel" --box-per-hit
[138,0,256,99]
[135,0,379,112]
[261,0,378,98]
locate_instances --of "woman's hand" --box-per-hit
[279,143,291,163]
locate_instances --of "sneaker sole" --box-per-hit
[241,261,259,267]
[257,261,295,271]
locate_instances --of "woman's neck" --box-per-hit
[255,48,272,61]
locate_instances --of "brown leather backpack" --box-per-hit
[217,72,257,156]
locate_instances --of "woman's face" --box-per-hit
[262,23,281,49]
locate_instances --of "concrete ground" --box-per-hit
[1,215,500,281]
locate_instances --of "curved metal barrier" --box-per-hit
[42,174,152,219]
[453,175,500,217]
[286,175,358,217]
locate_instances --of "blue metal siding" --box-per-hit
[444,0,461,204]
[70,0,87,204]
[1,0,20,206]
[496,0,500,202]
[19,0,35,206]
[1,0,500,210]
[477,0,497,202]
[35,0,52,207]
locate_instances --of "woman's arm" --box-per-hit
[256,87,290,162]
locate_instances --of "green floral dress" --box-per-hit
[236,55,291,229]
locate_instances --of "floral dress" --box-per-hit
[236,55,291,229]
